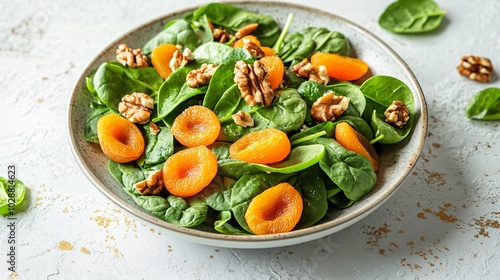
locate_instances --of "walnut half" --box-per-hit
[234,60,274,106]
[457,55,494,83]
[384,100,409,128]
[292,59,330,85]
[310,91,350,122]
[116,44,149,68]
[118,92,154,124]
[170,48,194,72]
[134,170,164,195]
[232,111,254,127]
[186,63,218,88]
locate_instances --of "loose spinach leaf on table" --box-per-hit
[279,27,350,64]
[143,19,199,55]
[360,75,415,144]
[378,0,446,34]
[191,3,280,47]
[294,172,328,229]
[465,88,500,120]
[0,177,27,216]
[305,137,376,201]
[218,88,307,142]
[93,62,163,112]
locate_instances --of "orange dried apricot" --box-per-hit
[335,122,379,171]
[260,56,284,90]
[151,43,179,79]
[171,106,221,148]
[310,52,369,81]
[232,35,261,48]
[162,146,217,197]
[245,182,303,235]
[229,128,290,164]
[260,46,276,57]
[97,114,145,163]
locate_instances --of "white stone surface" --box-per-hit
[1,0,499,279]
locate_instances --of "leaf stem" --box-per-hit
[272,13,294,54]
[369,134,385,145]
[291,131,326,146]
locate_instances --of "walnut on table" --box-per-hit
[233,60,274,107]
[134,170,164,195]
[384,100,410,128]
[310,91,350,122]
[186,63,218,88]
[457,55,493,83]
[118,92,154,124]
[116,43,149,68]
[292,59,330,85]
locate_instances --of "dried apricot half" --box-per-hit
[245,182,303,235]
[97,114,145,163]
[162,146,217,197]
[151,43,179,79]
[335,122,379,171]
[310,52,369,81]
[260,56,284,90]
[232,35,261,48]
[229,128,291,164]
[171,105,221,148]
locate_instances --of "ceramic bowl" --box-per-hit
[67,1,427,248]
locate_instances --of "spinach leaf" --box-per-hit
[83,106,111,143]
[0,177,27,216]
[217,159,265,180]
[294,172,328,229]
[219,88,307,142]
[360,75,415,144]
[378,0,446,34]
[192,42,233,65]
[134,195,207,227]
[298,80,328,107]
[308,137,376,201]
[328,192,355,209]
[194,175,234,211]
[137,123,174,167]
[290,122,336,144]
[213,84,242,119]
[465,87,500,120]
[153,63,207,122]
[191,3,280,47]
[143,19,199,55]
[254,144,325,174]
[279,27,350,64]
[93,62,163,112]
[203,48,254,110]
[214,210,248,235]
[208,142,232,161]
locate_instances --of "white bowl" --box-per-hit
[67,1,427,248]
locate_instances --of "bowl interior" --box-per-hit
[67,1,427,248]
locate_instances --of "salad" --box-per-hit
[83,3,415,235]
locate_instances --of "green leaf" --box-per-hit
[379,0,446,34]
[83,106,111,143]
[0,177,27,216]
[254,145,325,174]
[294,172,328,228]
[465,88,500,120]
[143,19,199,55]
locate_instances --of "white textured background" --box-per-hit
[1,0,499,279]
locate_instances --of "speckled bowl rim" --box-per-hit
[67,1,427,248]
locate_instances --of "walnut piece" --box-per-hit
[213,28,234,43]
[243,40,265,59]
[232,111,254,127]
[234,60,274,106]
[134,170,164,195]
[186,63,218,88]
[235,23,259,39]
[118,92,154,124]
[292,59,330,85]
[170,48,194,72]
[457,55,494,83]
[149,122,161,135]
[116,44,149,68]
[384,100,410,128]
[310,91,350,122]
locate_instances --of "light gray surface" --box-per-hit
[1,0,499,279]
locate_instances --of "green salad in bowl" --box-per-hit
[68,2,427,248]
